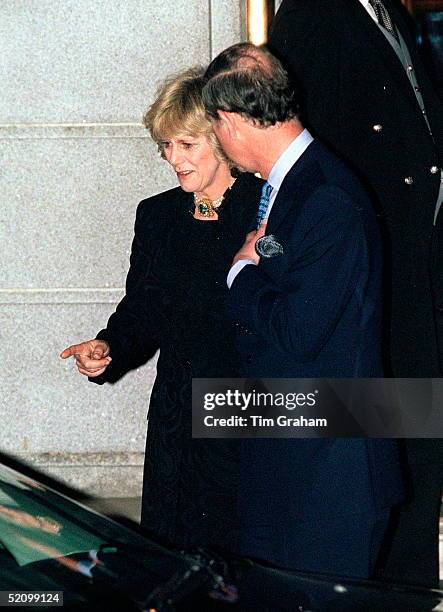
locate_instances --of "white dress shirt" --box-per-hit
[227,129,314,288]
[359,0,378,23]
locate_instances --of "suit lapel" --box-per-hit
[266,142,316,235]
[383,0,415,47]
[384,0,439,107]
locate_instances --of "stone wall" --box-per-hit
[0,0,243,496]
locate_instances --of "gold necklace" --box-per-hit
[193,194,224,217]
[193,178,237,218]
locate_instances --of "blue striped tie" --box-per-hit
[256,182,273,228]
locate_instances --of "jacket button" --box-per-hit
[407,65,413,72]
[430,166,439,174]
[246,355,253,364]
[373,124,383,132]
[404,177,414,185]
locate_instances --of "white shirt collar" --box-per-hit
[358,0,378,22]
[267,129,314,193]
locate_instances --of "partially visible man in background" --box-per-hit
[269,0,442,588]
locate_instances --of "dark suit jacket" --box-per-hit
[268,0,443,378]
[228,140,404,573]
[230,140,383,377]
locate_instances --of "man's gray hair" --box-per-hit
[202,43,299,127]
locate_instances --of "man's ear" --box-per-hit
[217,110,239,139]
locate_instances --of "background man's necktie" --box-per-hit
[369,0,400,42]
[256,182,273,228]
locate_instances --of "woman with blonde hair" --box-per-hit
[61,67,262,549]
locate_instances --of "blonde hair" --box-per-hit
[143,67,227,163]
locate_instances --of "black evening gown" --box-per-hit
[92,172,262,550]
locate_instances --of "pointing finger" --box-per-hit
[60,345,78,359]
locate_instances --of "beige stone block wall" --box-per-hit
[0,0,243,496]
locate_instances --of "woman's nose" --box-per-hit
[167,145,182,167]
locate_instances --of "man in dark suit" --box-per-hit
[202,43,404,580]
[268,0,442,587]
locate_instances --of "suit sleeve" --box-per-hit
[90,200,161,384]
[228,186,374,362]
[268,1,341,143]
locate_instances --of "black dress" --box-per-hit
[92,172,262,549]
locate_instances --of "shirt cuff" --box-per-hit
[227,259,256,288]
